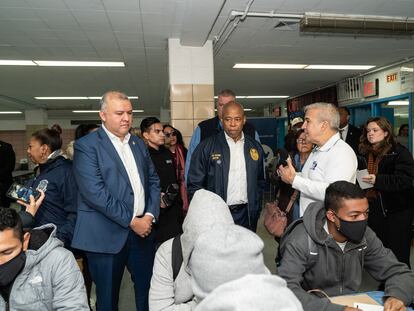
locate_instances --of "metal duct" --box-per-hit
[300,12,414,36]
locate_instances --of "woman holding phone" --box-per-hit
[26,124,77,248]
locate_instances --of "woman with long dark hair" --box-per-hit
[359,117,414,267]
[163,125,189,215]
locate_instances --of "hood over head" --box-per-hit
[181,189,234,268]
[190,223,269,300]
[195,274,303,311]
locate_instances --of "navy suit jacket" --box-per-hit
[345,124,362,155]
[71,127,160,254]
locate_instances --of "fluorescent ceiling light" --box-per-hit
[242,95,289,99]
[35,97,88,100]
[387,100,409,106]
[0,60,36,66]
[234,63,307,69]
[34,61,125,67]
[0,60,125,67]
[73,110,144,113]
[0,111,23,114]
[305,65,375,70]
[36,96,138,100]
[86,96,139,100]
[234,63,374,70]
[400,66,414,72]
[214,108,252,112]
[213,95,289,99]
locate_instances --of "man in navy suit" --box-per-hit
[338,107,362,155]
[71,91,160,311]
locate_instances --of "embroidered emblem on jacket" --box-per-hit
[250,148,259,161]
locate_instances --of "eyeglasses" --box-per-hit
[296,138,306,144]
[164,131,177,138]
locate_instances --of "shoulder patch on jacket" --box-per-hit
[250,148,259,161]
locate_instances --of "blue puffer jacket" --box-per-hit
[26,155,77,247]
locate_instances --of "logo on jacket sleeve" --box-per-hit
[250,148,259,161]
[36,180,48,192]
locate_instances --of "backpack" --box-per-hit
[171,234,183,281]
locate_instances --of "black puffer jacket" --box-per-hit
[359,143,414,214]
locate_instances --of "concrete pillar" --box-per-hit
[168,38,214,146]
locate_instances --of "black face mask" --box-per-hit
[334,214,368,243]
[0,251,26,286]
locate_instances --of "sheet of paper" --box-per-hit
[356,169,373,189]
[330,293,379,306]
[354,303,384,311]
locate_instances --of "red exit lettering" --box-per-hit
[386,73,398,82]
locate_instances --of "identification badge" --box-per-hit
[211,153,221,161]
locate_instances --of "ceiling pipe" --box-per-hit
[231,10,303,19]
[214,0,255,54]
[213,2,303,55]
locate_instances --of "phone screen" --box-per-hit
[6,183,41,203]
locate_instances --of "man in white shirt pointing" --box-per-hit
[278,102,357,215]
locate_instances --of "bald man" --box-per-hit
[187,102,265,231]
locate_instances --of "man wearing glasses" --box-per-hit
[278,103,357,216]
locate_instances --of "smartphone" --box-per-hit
[277,149,290,167]
[6,182,41,203]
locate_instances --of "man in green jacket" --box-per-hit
[278,181,414,311]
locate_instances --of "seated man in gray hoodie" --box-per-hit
[149,189,234,310]
[278,181,414,311]
[0,208,88,310]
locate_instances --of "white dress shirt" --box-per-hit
[225,132,248,205]
[102,124,146,220]
[339,124,349,140]
[292,132,357,216]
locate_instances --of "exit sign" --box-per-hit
[386,73,398,83]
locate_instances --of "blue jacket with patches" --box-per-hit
[187,131,265,226]
[27,155,77,247]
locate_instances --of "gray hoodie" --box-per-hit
[149,189,234,311]
[189,223,270,301]
[278,202,414,311]
[0,224,89,311]
[195,274,303,311]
